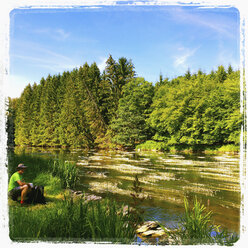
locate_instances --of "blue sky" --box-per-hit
[9,5,240,98]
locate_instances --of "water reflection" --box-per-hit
[76,150,240,233]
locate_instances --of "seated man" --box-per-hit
[8,164,32,204]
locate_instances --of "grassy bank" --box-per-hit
[136,140,240,154]
[8,152,137,243]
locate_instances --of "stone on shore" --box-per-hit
[70,190,102,202]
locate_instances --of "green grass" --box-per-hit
[9,196,136,243]
[180,197,216,243]
[217,144,240,153]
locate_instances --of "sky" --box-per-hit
[8,5,240,98]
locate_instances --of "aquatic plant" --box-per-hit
[179,197,215,243]
[156,197,239,245]
[176,197,239,245]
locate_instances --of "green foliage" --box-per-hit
[149,66,241,149]
[111,77,154,148]
[156,197,239,245]
[9,62,240,151]
[11,55,135,149]
[14,84,33,146]
[180,197,214,242]
[6,97,18,147]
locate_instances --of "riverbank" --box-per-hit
[11,141,240,157]
[136,141,240,154]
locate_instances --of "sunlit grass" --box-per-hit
[9,196,136,243]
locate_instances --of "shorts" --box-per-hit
[8,186,21,201]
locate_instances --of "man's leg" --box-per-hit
[8,187,21,201]
[20,184,31,204]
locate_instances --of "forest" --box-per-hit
[6,55,241,151]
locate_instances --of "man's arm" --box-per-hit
[16,180,28,187]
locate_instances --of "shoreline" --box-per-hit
[9,143,240,155]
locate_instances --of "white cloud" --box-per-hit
[97,56,108,72]
[33,28,70,40]
[173,46,199,69]
[13,44,77,73]
[170,7,237,39]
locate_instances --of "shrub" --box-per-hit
[136,140,168,151]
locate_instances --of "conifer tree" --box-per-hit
[111,77,154,147]
[84,62,108,140]
[58,68,94,147]
[29,82,42,146]
[216,65,227,83]
[6,97,18,147]
[38,75,60,146]
[105,55,135,112]
[185,69,191,80]
[15,84,33,146]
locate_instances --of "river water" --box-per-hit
[12,148,241,234]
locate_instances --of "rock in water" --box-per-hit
[136,221,169,238]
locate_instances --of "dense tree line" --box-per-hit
[148,66,241,149]
[6,56,241,150]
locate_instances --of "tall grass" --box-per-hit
[52,160,78,189]
[157,197,239,245]
[179,197,216,243]
[8,152,78,190]
[8,151,137,243]
[9,196,136,243]
[179,197,239,245]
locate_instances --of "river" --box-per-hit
[11,148,241,234]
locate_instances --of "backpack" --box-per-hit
[26,185,46,204]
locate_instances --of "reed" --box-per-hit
[52,160,78,189]
[179,197,215,243]
[157,197,239,245]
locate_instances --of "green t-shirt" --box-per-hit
[8,172,23,192]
